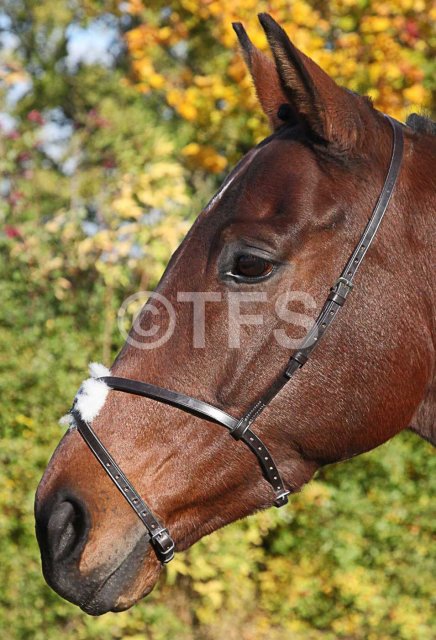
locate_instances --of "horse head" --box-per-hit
[35,14,435,615]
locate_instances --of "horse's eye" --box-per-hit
[233,254,274,279]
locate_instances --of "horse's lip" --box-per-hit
[80,562,128,615]
[80,534,154,615]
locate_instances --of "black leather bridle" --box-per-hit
[68,116,404,564]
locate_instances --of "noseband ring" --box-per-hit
[70,116,404,564]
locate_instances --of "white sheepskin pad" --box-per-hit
[59,362,111,429]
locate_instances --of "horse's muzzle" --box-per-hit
[35,490,152,614]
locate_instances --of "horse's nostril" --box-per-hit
[47,500,87,562]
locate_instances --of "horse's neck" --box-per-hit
[408,132,436,445]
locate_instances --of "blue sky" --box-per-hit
[0,14,124,162]
[0,15,123,134]
[65,20,123,70]
[0,14,123,102]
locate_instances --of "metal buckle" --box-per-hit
[328,276,353,307]
[152,528,176,563]
[331,276,353,292]
[274,490,290,508]
[229,417,250,441]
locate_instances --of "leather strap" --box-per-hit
[240,427,289,506]
[69,115,404,564]
[71,409,175,563]
[98,377,290,507]
[239,115,404,419]
[99,377,238,430]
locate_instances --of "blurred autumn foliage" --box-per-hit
[125,0,435,171]
[0,1,435,639]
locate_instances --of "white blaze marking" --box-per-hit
[203,146,264,214]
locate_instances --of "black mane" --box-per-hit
[406,113,436,135]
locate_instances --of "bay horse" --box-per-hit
[35,14,435,615]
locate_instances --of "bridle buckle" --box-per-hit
[332,276,353,291]
[152,528,175,564]
[328,276,354,307]
[274,490,290,507]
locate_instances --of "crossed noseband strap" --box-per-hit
[72,381,290,563]
[68,116,404,565]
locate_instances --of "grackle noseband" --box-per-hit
[68,116,404,564]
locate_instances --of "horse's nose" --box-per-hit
[48,499,88,561]
[35,490,153,613]
[36,496,89,564]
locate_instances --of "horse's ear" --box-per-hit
[258,13,369,151]
[232,22,298,131]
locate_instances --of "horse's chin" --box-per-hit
[80,568,159,616]
[79,538,162,615]
[41,530,162,616]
